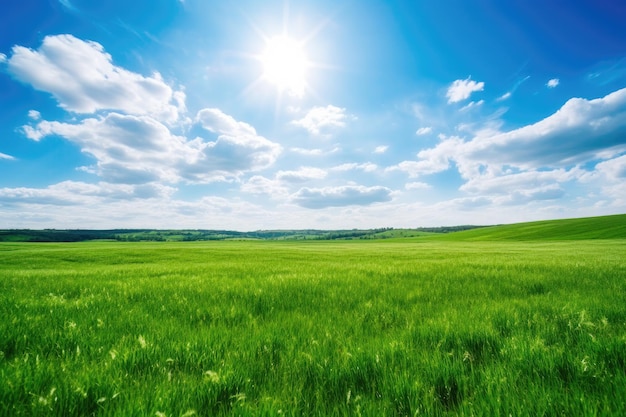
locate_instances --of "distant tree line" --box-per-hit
[0,225,485,242]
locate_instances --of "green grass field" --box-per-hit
[1,216,625,416]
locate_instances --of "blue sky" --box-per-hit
[1,0,625,229]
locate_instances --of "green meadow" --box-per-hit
[1,216,625,416]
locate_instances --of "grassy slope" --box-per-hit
[432,213,626,241]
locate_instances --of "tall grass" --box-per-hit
[1,239,625,416]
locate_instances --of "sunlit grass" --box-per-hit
[1,239,625,416]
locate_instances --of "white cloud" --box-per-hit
[276,167,327,183]
[289,146,341,156]
[415,127,432,136]
[194,108,282,177]
[291,105,352,136]
[196,108,256,137]
[7,34,184,122]
[459,168,579,195]
[241,176,288,197]
[411,88,626,180]
[22,109,281,184]
[405,181,430,190]
[460,100,484,112]
[290,147,324,156]
[387,136,462,178]
[497,92,512,101]
[446,77,484,103]
[547,78,560,88]
[595,154,626,179]
[331,162,377,172]
[292,185,392,209]
[497,76,530,101]
[28,110,41,120]
[0,152,15,160]
[460,88,626,169]
[0,53,6,63]
[23,114,187,183]
[374,145,388,154]
[392,87,626,206]
[0,181,175,206]
[0,185,276,230]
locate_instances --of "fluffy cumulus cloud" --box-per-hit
[23,114,185,183]
[459,169,578,202]
[291,185,392,209]
[9,34,281,186]
[193,108,281,179]
[394,87,626,204]
[594,154,626,180]
[22,109,280,184]
[292,105,352,136]
[446,77,484,103]
[240,175,288,197]
[7,34,184,122]
[458,88,626,169]
[196,108,256,137]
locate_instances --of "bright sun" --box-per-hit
[260,35,308,97]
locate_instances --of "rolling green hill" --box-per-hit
[435,213,626,241]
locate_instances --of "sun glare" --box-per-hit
[261,35,308,97]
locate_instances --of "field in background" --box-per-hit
[1,216,625,416]
[434,213,626,241]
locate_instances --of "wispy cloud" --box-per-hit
[0,152,15,160]
[497,92,512,101]
[58,0,78,12]
[446,77,484,103]
[290,147,324,156]
[460,100,484,111]
[497,75,530,101]
[290,146,340,156]
[415,126,432,135]
[586,58,626,86]
[331,162,377,172]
